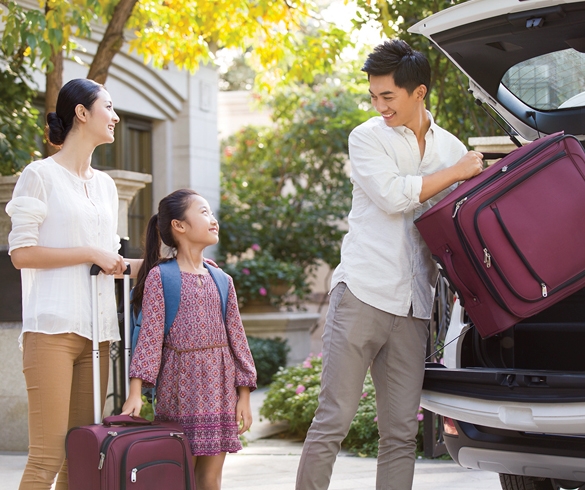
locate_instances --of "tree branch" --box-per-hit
[86,0,139,84]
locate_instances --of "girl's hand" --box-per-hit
[121,378,145,417]
[235,386,252,435]
[121,394,144,417]
[121,395,143,417]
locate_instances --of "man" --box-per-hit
[295,39,483,490]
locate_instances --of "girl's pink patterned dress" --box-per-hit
[129,266,257,456]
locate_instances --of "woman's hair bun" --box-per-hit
[46,112,66,146]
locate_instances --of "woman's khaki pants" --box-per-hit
[20,332,109,490]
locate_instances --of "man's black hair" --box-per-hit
[362,39,431,96]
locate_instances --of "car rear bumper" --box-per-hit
[422,367,585,433]
[445,419,585,482]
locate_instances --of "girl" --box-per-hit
[6,78,136,489]
[122,189,257,490]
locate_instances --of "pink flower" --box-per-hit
[417,413,424,422]
[251,243,261,251]
[242,268,250,275]
[259,287,267,296]
[361,392,368,399]
[286,384,293,389]
[302,360,313,369]
[373,416,378,422]
[317,352,323,358]
[296,385,306,395]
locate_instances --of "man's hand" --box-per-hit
[420,151,484,203]
[452,151,484,182]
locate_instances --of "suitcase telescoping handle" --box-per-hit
[90,263,131,425]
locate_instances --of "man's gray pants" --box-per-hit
[295,283,429,490]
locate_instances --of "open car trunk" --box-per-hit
[421,285,585,436]
[409,0,585,141]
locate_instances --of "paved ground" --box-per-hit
[0,388,503,490]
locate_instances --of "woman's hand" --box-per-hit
[235,386,252,435]
[91,248,127,275]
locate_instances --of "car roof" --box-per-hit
[410,0,585,140]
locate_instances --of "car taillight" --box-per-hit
[443,416,458,436]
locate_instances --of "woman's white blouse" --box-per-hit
[6,157,121,347]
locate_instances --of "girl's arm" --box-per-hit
[11,245,126,275]
[121,378,144,416]
[224,278,257,391]
[235,386,252,434]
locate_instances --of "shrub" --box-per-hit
[260,353,427,457]
[247,336,290,387]
[259,354,323,436]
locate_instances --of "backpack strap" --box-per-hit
[203,261,229,325]
[158,258,182,337]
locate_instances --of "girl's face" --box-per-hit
[83,89,120,146]
[177,195,219,247]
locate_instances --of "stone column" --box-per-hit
[105,170,153,238]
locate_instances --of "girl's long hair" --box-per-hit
[132,189,199,314]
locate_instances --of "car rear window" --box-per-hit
[502,49,585,111]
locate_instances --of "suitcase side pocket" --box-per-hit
[120,434,193,490]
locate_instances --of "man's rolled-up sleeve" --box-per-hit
[349,127,423,215]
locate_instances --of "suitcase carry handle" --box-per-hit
[90,263,132,424]
[102,414,152,427]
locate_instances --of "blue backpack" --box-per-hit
[130,259,230,355]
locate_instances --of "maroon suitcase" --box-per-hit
[415,132,585,338]
[66,265,195,490]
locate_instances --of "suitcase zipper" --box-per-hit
[98,426,179,470]
[473,149,567,304]
[450,134,565,219]
[130,460,181,483]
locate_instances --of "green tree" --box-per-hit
[0,0,352,131]
[353,0,504,142]
[0,48,42,174]
[219,79,376,307]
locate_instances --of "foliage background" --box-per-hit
[351,0,504,144]
[0,49,42,174]
[218,79,376,308]
[246,336,290,387]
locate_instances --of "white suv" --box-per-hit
[410,1,585,489]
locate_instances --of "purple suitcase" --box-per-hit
[415,132,585,338]
[66,265,195,490]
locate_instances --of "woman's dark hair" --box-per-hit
[46,78,104,146]
[361,39,431,96]
[132,189,200,314]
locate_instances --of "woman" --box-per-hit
[6,78,133,489]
